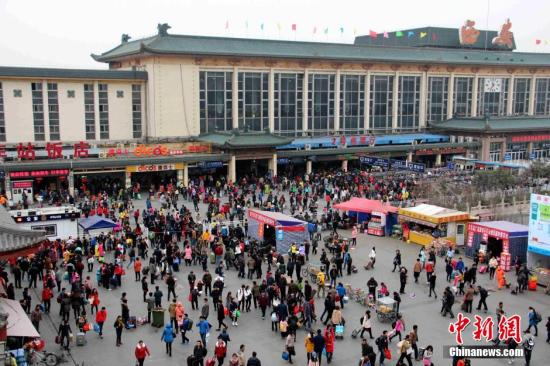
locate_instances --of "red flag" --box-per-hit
[383,32,389,38]
[369,30,377,38]
[432,33,438,41]
[292,24,296,31]
[536,39,542,45]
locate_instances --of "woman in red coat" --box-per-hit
[324,325,335,363]
[134,340,150,366]
[214,338,227,365]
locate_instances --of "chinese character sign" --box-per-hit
[17,143,36,160]
[449,313,521,345]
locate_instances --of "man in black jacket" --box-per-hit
[376,330,389,366]
[246,351,262,366]
[313,329,326,366]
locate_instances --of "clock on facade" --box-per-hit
[484,78,502,93]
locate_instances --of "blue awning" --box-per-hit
[78,216,117,231]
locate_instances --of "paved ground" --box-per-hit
[21,195,550,366]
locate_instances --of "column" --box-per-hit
[232,67,239,129]
[506,76,514,116]
[392,72,399,132]
[302,70,309,134]
[341,159,348,172]
[471,75,479,117]
[271,153,278,177]
[125,171,132,189]
[500,141,506,162]
[306,160,312,174]
[4,175,11,201]
[435,153,442,166]
[334,69,341,133]
[480,137,491,161]
[527,142,534,160]
[447,74,455,119]
[268,69,275,133]
[406,151,413,163]
[528,75,536,115]
[364,73,370,132]
[177,168,183,183]
[228,154,236,183]
[418,72,428,130]
[68,171,75,197]
[183,164,189,187]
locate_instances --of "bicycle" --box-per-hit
[26,349,69,366]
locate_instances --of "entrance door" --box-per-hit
[456,224,465,246]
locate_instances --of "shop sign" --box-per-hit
[529,152,536,160]
[415,147,466,156]
[277,158,290,165]
[331,135,375,147]
[126,163,184,173]
[257,224,264,238]
[504,153,512,161]
[467,231,474,247]
[468,223,509,240]
[198,161,224,169]
[12,181,33,189]
[511,134,550,143]
[359,156,389,168]
[133,143,211,157]
[276,229,284,241]
[0,145,7,158]
[9,169,70,179]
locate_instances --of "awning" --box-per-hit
[0,208,46,260]
[1,298,40,338]
[248,209,306,232]
[78,216,117,231]
[333,198,399,215]
[398,204,470,224]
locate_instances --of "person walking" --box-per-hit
[246,351,262,366]
[523,335,535,366]
[57,319,72,351]
[396,334,413,366]
[463,285,475,313]
[304,331,314,363]
[285,333,296,364]
[323,325,335,364]
[389,314,405,342]
[409,325,419,361]
[114,315,124,347]
[413,258,422,284]
[428,272,437,298]
[360,310,373,339]
[392,250,401,272]
[524,307,540,336]
[161,323,175,357]
[31,305,42,332]
[198,316,212,346]
[399,267,407,294]
[312,329,326,366]
[193,340,207,366]
[214,338,227,366]
[476,286,488,312]
[95,306,107,338]
[441,287,455,318]
[375,330,389,366]
[134,340,150,366]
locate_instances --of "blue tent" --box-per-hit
[78,216,117,231]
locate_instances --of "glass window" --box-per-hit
[31,82,45,141]
[506,142,527,161]
[340,75,365,133]
[427,76,449,123]
[98,83,109,139]
[398,75,420,130]
[535,78,550,115]
[274,73,303,136]
[47,83,60,140]
[477,77,509,116]
[84,83,95,140]
[369,75,393,132]
[513,78,530,115]
[532,141,550,159]
[132,84,142,138]
[0,82,5,142]
[453,77,473,117]
[308,74,335,135]
[199,71,233,134]
[238,72,268,131]
[489,141,502,162]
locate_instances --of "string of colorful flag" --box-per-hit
[535,39,550,46]
[224,21,440,40]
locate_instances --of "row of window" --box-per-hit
[2,83,143,141]
[199,72,550,135]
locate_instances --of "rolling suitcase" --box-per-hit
[351,327,361,339]
[335,325,345,339]
[76,332,86,346]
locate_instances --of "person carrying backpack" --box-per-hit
[524,306,541,336]
[375,331,389,366]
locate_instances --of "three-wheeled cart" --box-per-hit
[376,296,397,323]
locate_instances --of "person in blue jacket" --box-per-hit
[524,307,540,336]
[161,323,175,357]
[336,282,346,309]
[197,316,212,346]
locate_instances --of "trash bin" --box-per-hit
[152,308,165,327]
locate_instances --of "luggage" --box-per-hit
[127,316,137,329]
[210,252,216,264]
[351,327,361,339]
[186,355,196,366]
[282,351,289,361]
[76,332,86,347]
[335,325,345,339]
[478,265,487,274]
[205,358,216,366]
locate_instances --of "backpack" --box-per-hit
[535,311,542,323]
[187,319,194,330]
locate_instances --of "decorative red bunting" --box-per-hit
[369,30,377,38]
[536,39,542,45]
[291,24,296,31]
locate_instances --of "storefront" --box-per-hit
[465,221,528,271]
[8,169,69,205]
[398,204,473,246]
[127,163,185,191]
[333,197,399,237]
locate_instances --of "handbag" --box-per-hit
[281,351,289,361]
[384,348,392,360]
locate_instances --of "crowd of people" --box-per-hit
[0,168,547,366]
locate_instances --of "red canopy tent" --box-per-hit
[333,198,399,236]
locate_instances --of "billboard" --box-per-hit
[528,193,550,256]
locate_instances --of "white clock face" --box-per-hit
[484,78,502,93]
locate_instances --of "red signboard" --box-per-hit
[511,134,550,143]
[468,223,509,240]
[12,181,33,189]
[10,169,70,179]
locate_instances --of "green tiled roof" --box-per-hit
[431,116,550,132]
[0,66,147,80]
[93,33,550,67]
[197,131,293,148]
[355,27,516,51]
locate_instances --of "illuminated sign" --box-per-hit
[10,169,70,179]
[511,134,550,143]
[126,163,184,173]
[12,181,33,189]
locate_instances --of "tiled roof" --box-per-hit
[0,208,45,254]
[197,131,293,148]
[0,66,147,80]
[431,116,550,132]
[93,33,550,67]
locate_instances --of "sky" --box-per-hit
[1,0,550,69]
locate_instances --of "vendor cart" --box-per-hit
[376,296,397,323]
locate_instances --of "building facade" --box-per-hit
[1,23,550,202]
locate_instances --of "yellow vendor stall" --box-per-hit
[398,204,473,246]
